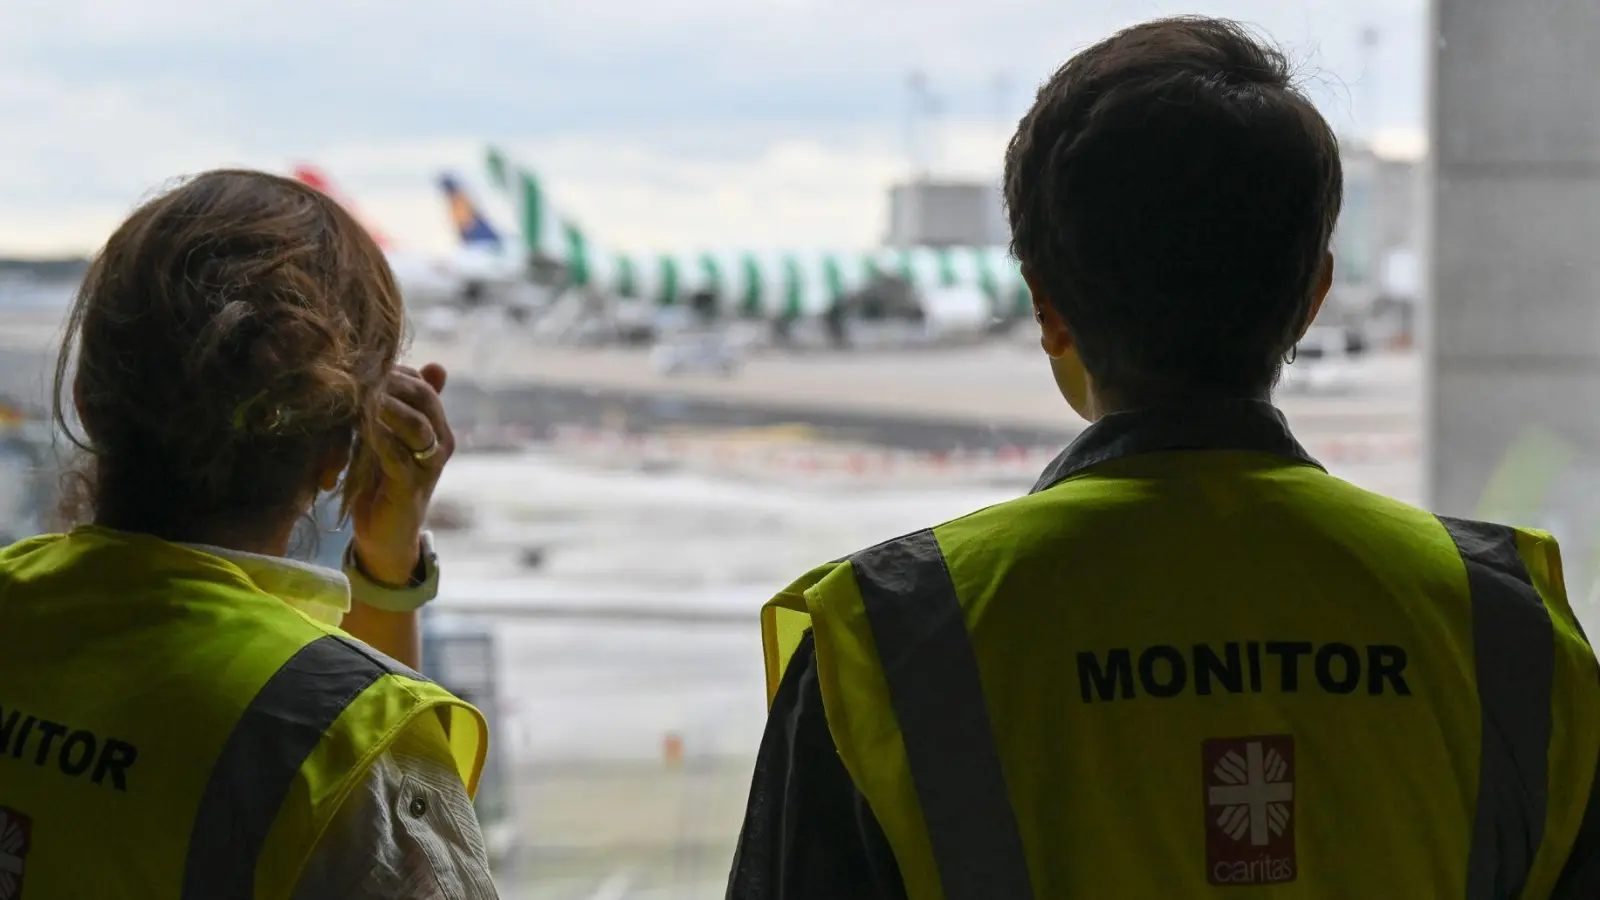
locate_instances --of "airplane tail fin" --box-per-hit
[485,146,579,265]
[291,164,392,249]
[487,146,545,249]
[438,173,503,250]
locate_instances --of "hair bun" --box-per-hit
[53,169,406,538]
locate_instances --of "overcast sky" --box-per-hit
[0,0,1426,255]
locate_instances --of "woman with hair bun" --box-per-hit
[0,170,499,898]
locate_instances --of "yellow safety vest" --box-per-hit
[0,526,487,900]
[762,402,1600,899]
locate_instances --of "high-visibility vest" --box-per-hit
[762,402,1600,899]
[0,526,487,900]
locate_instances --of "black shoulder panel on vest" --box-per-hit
[331,632,430,684]
[180,633,419,900]
[851,529,1034,900]
[1437,515,1553,900]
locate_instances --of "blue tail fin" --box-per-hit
[438,173,503,250]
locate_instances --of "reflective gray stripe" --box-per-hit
[851,529,1034,900]
[1439,516,1554,900]
[181,634,419,899]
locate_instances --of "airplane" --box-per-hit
[291,165,526,310]
[481,147,1032,346]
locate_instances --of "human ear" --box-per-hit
[1298,252,1334,340]
[1024,266,1076,359]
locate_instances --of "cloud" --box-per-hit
[0,0,1426,254]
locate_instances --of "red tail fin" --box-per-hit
[291,164,392,249]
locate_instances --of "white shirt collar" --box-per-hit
[180,543,352,626]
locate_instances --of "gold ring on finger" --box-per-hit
[411,438,440,463]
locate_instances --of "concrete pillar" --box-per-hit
[1430,0,1600,623]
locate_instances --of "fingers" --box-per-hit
[384,365,454,461]
[380,395,436,455]
[368,423,419,483]
[394,363,446,389]
[419,362,448,394]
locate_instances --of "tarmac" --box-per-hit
[0,301,1426,899]
[413,315,1419,437]
[408,318,1422,898]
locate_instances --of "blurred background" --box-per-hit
[0,0,1590,896]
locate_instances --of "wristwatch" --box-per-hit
[344,531,441,613]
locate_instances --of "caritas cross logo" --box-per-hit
[0,807,29,900]
[1203,735,1296,886]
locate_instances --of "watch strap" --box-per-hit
[344,531,440,612]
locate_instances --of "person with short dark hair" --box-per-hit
[727,17,1600,898]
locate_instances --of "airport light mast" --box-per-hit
[905,71,946,181]
[1360,26,1382,142]
[902,71,948,252]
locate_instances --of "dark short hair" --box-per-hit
[1005,16,1343,398]
[55,169,405,543]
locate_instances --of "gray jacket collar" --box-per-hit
[1031,399,1323,494]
